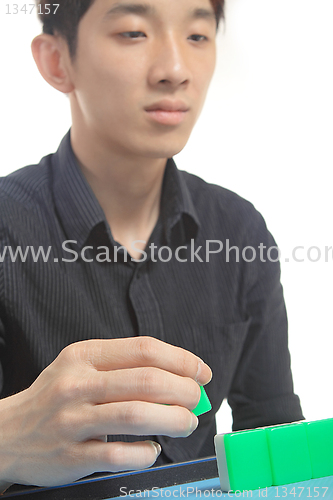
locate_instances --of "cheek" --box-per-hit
[194,69,215,102]
[77,37,143,94]
[91,57,146,109]
[192,51,216,93]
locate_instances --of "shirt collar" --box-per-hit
[52,129,200,249]
[52,130,106,249]
[160,158,200,246]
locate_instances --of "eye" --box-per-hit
[188,34,208,42]
[120,31,146,39]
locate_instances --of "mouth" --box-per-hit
[145,100,189,126]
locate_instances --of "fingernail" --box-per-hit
[195,360,212,385]
[191,412,199,432]
[150,441,162,457]
[195,360,203,384]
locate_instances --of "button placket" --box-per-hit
[129,266,165,340]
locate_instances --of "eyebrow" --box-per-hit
[102,3,156,21]
[102,3,216,23]
[190,7,216,22]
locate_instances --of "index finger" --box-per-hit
[66,337,212,385]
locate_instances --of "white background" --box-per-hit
[0,0,332,432]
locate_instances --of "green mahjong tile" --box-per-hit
[304,418,333,478]
[266,423,312,485]
[192,386,212,417]
[220,428,272,491]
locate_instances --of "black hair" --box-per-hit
[36,0,225,60]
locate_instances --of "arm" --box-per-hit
[228,213,304,430]
[0,337,211,489]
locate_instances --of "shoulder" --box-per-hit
[179,169,268,240]
[0,154,52,206]
[0,155,53,236]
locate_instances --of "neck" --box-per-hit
[70,125,167,257]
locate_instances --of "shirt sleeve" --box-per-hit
[227,210,304,431]
[0,277,4,397]
[0,320,4,397]
[0,225,6,397]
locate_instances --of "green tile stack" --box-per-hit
[214,417,333,492]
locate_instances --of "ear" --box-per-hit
[31,34,75,94]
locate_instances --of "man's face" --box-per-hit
[67,0,217,160]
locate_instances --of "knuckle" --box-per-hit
[93,374,109,398]
[50,377,69,402]
[104,442,156,471]
[65,442,89,467]
[52,405,92,441]
[121,401,146,428]
[65,379,83,401]
[135,337,159,365]
[174,408,194,437]
[177,349,196,378]
[59,340,91,365]
[51,376,84,404]
[52,407,78,437]
[58,342,80,364]
[105,443,128,468]
[137,367,159,396]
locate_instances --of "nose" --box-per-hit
[148,33,191,89]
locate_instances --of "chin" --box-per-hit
[142,138,189,159]
[145,148,185,159]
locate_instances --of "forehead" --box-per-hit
[89,0,216,22]
[104,3,215,19]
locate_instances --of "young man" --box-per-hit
[0,0,303,492]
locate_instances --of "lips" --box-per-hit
[145,100,189,125]
[145,100,189,112]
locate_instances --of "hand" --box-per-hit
[0,336,212,488]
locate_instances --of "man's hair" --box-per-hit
[36,0,225,60]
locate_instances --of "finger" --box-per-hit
[61,337,212,385]
[78,401,198,440]
[87,367,201,409]
[33,441,162,486]
[81,439,162,474]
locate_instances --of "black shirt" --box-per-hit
[0,130,303,465]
